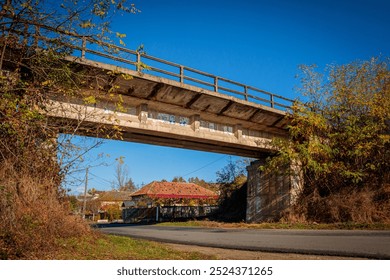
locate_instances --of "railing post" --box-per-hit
[244,86,248,101]
[180,66,184,83]
[81,37,86,59]
[270,94,275,108]
[214,76,218,92]
[136,52,141,72]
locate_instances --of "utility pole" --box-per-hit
[82,167,89,219]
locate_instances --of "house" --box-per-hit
[130,181,218,207]
[122,181,219,223]
[98,191,134,221]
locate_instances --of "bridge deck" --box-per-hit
[4,20,292,157]
[47,56,290,157]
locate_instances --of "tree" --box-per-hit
[172,176,186,183]
[215,159,248,222]
[0,0,139,259]
[112,156,136,192]
[113,156,129,188]
[188,176,211,189]
[265,57,390,223]
[120,178,137,192]
[216,158,247,203]
[216,158,247,185]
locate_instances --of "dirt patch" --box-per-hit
[162,243,366,260]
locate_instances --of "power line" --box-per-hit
[89,171,112,185]
[181,155,227,178]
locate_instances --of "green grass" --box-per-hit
[157,220,390,230]
[52,234,216,260]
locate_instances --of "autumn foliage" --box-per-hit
[266,58,390,223]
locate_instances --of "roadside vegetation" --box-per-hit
[0,0,138,260]
[264,59,389,224]
[50,234,215,260]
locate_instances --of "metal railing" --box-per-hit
[3,20,294,110]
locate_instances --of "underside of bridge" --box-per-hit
[47,57,290,159]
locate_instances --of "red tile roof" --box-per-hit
[131,181,218,199]
[98,191,133,201]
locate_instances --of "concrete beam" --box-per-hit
[46,100,277,158]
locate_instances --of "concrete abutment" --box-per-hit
[246,159,302,222]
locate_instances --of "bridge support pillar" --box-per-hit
[246,159,302,222]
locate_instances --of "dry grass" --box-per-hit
[48,234,216,260]
[291,185,390,224]
[0,158,92,259]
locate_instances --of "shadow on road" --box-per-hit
[92,222,154,229]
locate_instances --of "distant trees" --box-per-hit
[265,57,390,223]
[172,176,186,182]
[188,177,211,189]
[120,178,137,192]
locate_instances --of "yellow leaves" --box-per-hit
[108,85,120,93]
[116,156,125,165]
[41,80,53,87]
[83,96,96,105]
[20,2,33,11]
[107,70,132,81]
[136,62,151,72]
[116,32,126,38]
[116,32,127,46]
[379,134,390,144]
[115,94,126,113]
[121,73,132,80]
[106,69,120,76]
[79,21,95,29]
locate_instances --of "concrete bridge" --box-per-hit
[4,22,298,222]
[43,30,293,158]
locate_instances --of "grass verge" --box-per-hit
[49,233,216,260]
[156,220,390,230]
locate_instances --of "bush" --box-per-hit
[0,158,92,259]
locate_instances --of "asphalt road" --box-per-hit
[97,224,390,259]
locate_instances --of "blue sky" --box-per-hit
[65,0,390,193]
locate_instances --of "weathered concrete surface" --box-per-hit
[46,57,291,157]
[246,160,303,222]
